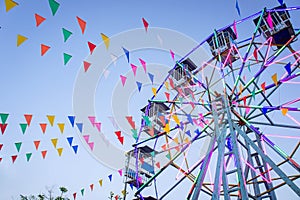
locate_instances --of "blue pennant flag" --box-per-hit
[235,0,241,16]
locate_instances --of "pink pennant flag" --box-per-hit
[233,20,238,38]
[120,75,127,86]
[94,122,101,132]
[267,12,273,30]
[83,135,90,143]
[139,58,146,73]
[131,64,138,76]
[88,116,96,126]
[170,49,175,61]
[88,142,94,150]
[118,169,123,176]
[83,61,91,72]
[245,107,250,114]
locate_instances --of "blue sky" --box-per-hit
[0,0,299,199]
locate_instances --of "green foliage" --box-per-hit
[19,186,70,200]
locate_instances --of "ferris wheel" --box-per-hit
[123,3,300,200]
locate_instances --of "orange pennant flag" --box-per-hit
[271,73,278,86]
[41,44,50,56]
[76,16,86,34]
[39,123,47,133]
[100,33,110,49]
[34,140,40,150]
[24,114,33,126]
[281,108,288,116]
[35,13,46,27]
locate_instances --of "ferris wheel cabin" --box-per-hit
[253,4,295,47]
[123,146,156,188]
[206,27,237,64]
[141,102,169,136]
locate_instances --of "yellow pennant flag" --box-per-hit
[57,147,63,156]
[100,33,110,49]
[173,137,179,144]
[47,115,55,126]
[5,0,18,12]
[184,137,190,144]
[272,73,278,86]
[17,34,28,47]
[99,179,103,187]
[172,114,180,125]
[165,81,169,90]
[281,108,288,116]
[163,123,170,133]
[152,87,157,96]
[51,138,58,148]
[57,123,65,133]
[239,83,243,94]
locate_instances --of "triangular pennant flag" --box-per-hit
[57,123,65,133]
[185,130,191,137]
[267,12,273,30]
[20,123,27,134]
[100,33,110,49]
[88,142,94,150]
[170,49,175,61]
[142,17,149,32]
[136,81,142,92]
[73,193,77,200]
[76,16,86,34]
[5,0,18,12]
[284,63,291,76]
[81,189,84,196]
[129,183,133,190]
[57,148,63,156]
[83,135,90,143]
[48,0,60,16]
[118,136,124,145]
[0,113,9,124]
[103,69,110,79]
[186,114,193,125]
[68,116,75,127]
[118,169,123,176]
[72,145,78,154]
[99,179,103,187]
[95,122,101,132]
[47,115,55,126]
[0,144,3,151]
[17,34,28,47]
[166,153,171,160]
[62,28,72,42]
[152,87,157,96]
[76,123,83,133]
[0,124,8,135]
[165,92,170,101]
[41,44,50,56]
[108,174,112,182]
[90,184,94,191]
[0,158,2,162]
[262,107,268,115]
[253,48,258,63]
[164,81,170,90]
[120,75,127,86]
[63,53,72,65]
[15,142,22,152]
[39,123,47,133]
[139,58,147,73]
[156,162,160,168]
[194,129,201,135]
[169,78,175,89]
[88,41,96,54]
[233,20,238,39]
[24,114,32,126]
[67,137,73,146]
[35,13,46,27]
[41,150,47,159]
[131,64,138,76]
[142,115,151,126]
[271,73,278,86]
[126,116,135,129]
[261,82,266,94]
[148,73,154,84]
[110,53,117,66]
[173,137,179,144]
[115,131,121,138]
[122,47,130,63]
[83,61,91,72]
[172,114,180,125]
[131,129,138,140]
[278,0,283,5]
[235,0,241,16]
[51,138,58,148]
[245,107,250,114]
[12,155,17,163]
[164,123,170,133]
[34,140,40,150]
[281,108,288,116]
[26,153,32,162]
[248,62,251,72]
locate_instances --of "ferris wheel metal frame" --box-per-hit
[123,3,300,200]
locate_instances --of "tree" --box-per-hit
[19,186,70,200]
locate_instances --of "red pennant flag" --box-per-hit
[115,131,121,138]
[142,18,149,32]
[41,150,47,159]
[83,61,91,72]
[165,92,170,101]
[156,162,160,168]
[35,13,46,27]
[73,193,77,200]
[76,16,86,34]
[12,155,17,163]
[34,140,40,150]
[0,157,2,162]
[0,123,8,135]
[24,114,33,126]
[261,82,266,94]
[118,136,124,145]
[39,123,47,133]
[88,41,96,54]
[253,48,258,63]
[0,144,3,151]
[90,184,94,191]
[41,44,50,56]
[169,78,175,89]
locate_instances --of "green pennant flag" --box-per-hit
[166,153,171,160]
[26,153,32,162]
[15,142,22,152]
[62,28,72,42]
[131,129,138,140]
[0,113,9,124]
[81,188,84,196]
[142,116,151,126]
[20,123,28,134]
[63,53,72,65]
[48,0,60,16]
[251,90,256,100]
[150,151,155,157]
